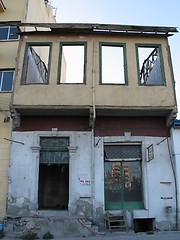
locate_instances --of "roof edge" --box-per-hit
[0,22,178,34]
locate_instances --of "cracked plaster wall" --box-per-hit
[7,131,177,230]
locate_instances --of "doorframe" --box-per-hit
[102,135,148,212]
[104,143,144,210]
[31,131,77,212]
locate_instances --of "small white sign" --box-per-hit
[79,179,91,186]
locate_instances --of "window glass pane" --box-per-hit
[101,45,125,84]
[138,46,163,85]
[0,27,8,40]
[1,71,14,91]
[105,161,122,203]
[9,26,19,40]
[40,151,69,164]
[40,137,69,149]
[24,45,50,84]
[60,45,85,83]
[123,162,142,202]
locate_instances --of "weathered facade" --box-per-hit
[0,0,55,221]
[8,23,179,231]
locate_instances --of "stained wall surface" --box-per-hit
[8,128,176,230]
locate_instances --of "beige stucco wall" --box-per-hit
[0,93,11,221]
[0,41,19,67]
[0,0,26,21]
[0,0,56,221]
[0,0,55,23]
[26,0,56,23]
[12,34,176,110]
[0,112,12,221]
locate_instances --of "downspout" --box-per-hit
[167,137,178,230]
[91,40,96,221]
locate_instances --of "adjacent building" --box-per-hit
[0,0,55,221]
[7,23,179,231]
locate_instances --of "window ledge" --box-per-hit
[99,83,128,86]
[139,84,166,87]
[0,91,13,93]
[58,83,86,85]
[0,39,19,42]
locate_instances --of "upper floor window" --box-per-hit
[0,26,19,41]
[21,43,52,84]
[58,42,87,84]
[0,70,14,92]
[136,44,165,85]
[99,43,127,85]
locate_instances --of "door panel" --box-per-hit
[104,144,143,210]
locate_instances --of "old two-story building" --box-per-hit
[0,0,56,222]
[7,23,179,231]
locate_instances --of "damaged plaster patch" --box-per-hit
[95,207,105,230]
[7,197,30,216]
[75,200,92,220]
[156,221,176,231]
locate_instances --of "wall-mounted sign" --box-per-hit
[147,144,154,161]
[79,179,91,186]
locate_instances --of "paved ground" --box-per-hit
[58,231,180,240]
[3,231,180,240]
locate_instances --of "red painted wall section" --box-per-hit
[14,116,169,137]
[14,116,91,132]
[95,117,169,137]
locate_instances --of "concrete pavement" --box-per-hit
[57,231,180,240]
[2,231,180,240]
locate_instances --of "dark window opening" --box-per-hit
[38,137,69,210]
[0,70,14,92]
[137,45,165,85]
[22,44,51,84]
[134,218,154,233]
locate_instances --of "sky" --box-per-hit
[51,0,180,118]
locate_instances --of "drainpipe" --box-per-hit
[167,137,178,229]
[91,40,96,221]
